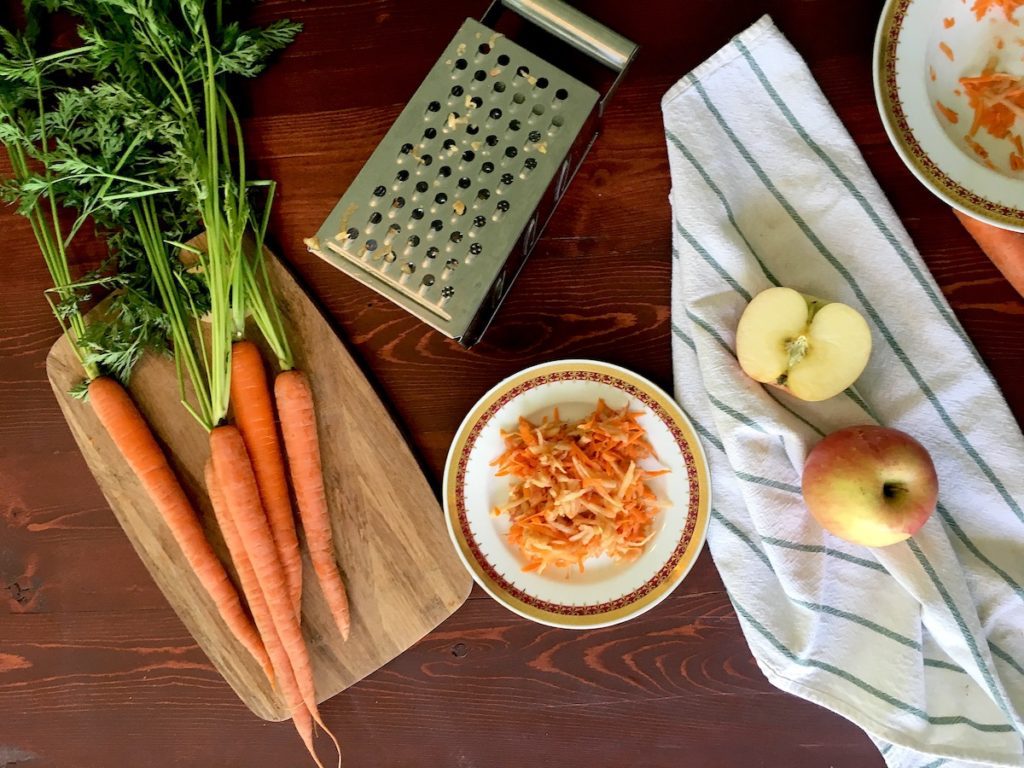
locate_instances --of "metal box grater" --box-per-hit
[306,0,637,345]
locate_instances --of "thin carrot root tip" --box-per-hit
[275,370,352,643]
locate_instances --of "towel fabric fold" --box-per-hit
[663,16,1024,768]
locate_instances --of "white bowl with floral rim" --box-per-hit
[874,0,1024,231]
[442,359,711,629]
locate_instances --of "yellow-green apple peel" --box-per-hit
[736,287,872,402]
[802,425,938,547]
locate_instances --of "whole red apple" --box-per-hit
[802,425,938,547]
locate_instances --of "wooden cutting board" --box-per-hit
[45,247,472,721]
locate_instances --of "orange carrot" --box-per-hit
[940,41,955,61]
[209,425,322,717]
[88,377,272,680]
[231,340,303,616]
[205,461,324,768]
[275,370,351,641]
[937,101,960,123]
[954,209,1024,297]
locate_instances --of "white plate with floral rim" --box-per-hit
[442,359,711,629]
[874,0,1024,231]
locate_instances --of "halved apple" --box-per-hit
[736,287,872,402]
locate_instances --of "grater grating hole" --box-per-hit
[477,43,491,56]
[481,161,494,174]
[435,192,448,204]
[438,165,452,178]
[493,81,506,93]
[531,104,545,116]
[550,115,564,132]
[450,84,464,97]
[469,96,483,108]
[366,239,378,251]
[486,134,498,146]
[420,154,433,166]
[415,181,429,193]
[528,130,542,143]
[500,172,514,185]
[430,219,444,231]
[400,143,414,156]
[466,124,480,135]
[411,207,425,220]
[454,58,468,71]
[440,285,455,300]
[555,88,568,101]
[426,246,439,259]
[423,127,437,140]
[387,223,401,237]
[391,196,405,209]
[473,69,486,82]
[346,227,359,240]
[536,77,549,89]
[443,139,457,153]
[469,242,483,255]
[401,262,415,275]
[395,170,409,182]
[427,100,441,113]
[462,150,475,162]
[383,250,397,263]
[421,274,435,287]
[509,119,521,131]
[497,54,510,66]
[473,215,486,227]
[477,188,491,201]
[450,231,463,244]
[457,177,471,189]
[512,92,526,105]
[446,258,459,269]
[369,211,383,225]
[374,184,387,196]
[505,146,518,158]
[489,108,502,120]
[408,235,420,247]
[516,65,530,78]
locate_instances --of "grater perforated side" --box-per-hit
[307,17,599,342]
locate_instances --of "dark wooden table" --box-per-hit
[2,1,1022,766]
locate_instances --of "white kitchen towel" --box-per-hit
[664,15,1024,768]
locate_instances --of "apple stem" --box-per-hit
[883,481,907,499]
[785,335,809,369]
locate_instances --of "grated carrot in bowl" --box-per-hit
[491,400,667,575]
[959,60,1024,169]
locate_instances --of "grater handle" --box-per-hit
[498,0,637,72]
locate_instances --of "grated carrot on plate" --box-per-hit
[970,0,1024,22]
[491,400,666,574]
[959,61,1024,169]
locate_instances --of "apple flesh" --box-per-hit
[736,287,872,402]
[802,425,938,547]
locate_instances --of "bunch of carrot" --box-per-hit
[0,3,350,765]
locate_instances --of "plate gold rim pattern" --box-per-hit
[443,360,710,628]
[876,0,1024,228]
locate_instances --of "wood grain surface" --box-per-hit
[1,0,1022,766]
[45,241,471,722]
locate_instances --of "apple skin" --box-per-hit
[802,425,939,547]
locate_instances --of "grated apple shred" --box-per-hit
[491,400,667,574]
